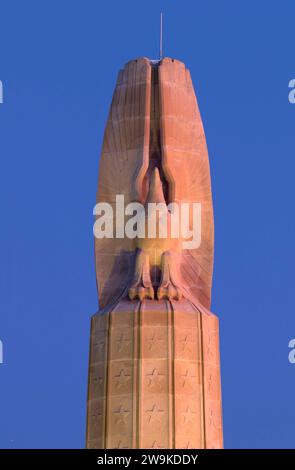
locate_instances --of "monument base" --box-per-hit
[86,299,223,449]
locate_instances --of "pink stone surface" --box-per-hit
[87,57,223,449]
[86,300,223,449]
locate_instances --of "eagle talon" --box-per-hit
[128,284,154,301]
[128,249,155,301]
[157,283,182,301]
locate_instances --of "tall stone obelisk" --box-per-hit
[86,57,223,449]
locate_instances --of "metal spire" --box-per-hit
[160,12,163,60]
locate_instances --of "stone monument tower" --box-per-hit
[86,57,223,449]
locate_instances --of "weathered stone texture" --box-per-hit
[87,57,223,448]
[86,300,222,449]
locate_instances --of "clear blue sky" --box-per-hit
[0,0,295,449]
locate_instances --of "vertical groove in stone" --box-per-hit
[169,300,176,449]
[85,320,91,447]
[199,310,207,449]
[85,316,93,447]
[137,300,143,449]
[201,313,223,449]
[86,313,108,449]
[132,300,140,448]
[166,300,172,449]
[104,310,112,448]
